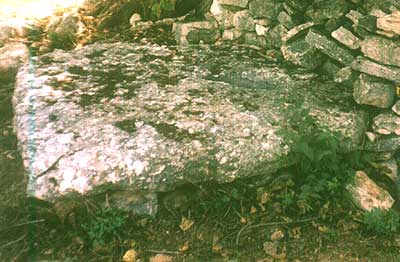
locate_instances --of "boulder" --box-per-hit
[360,35,400,67]
[366,136,400,152]
[351,56,400,84]
[233,10,255,31]
[331,26,361,50]
[281,38,322,70]
[305,30,354,65]
[372,112,400,135]
[172,20,220,45]
[377,11,400,35]
[282,22,314,43]
[347,171,394,212]
[353,74,395,108]
[46,13,85,50]
[306,0,349,23]
[334,66,358,87]
[0,42,29,83]
[249,0,282,19]
[13,42,366,207]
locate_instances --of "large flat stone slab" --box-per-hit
[13,42,366,202]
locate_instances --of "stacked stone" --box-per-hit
[172,0,400,210]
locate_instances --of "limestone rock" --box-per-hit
[392,100,400,115]
[377,11,400,35]
[249,0,282,19]
[129,13,142,28]
[334,66,357,87]
[331,26,361,50]
[13,42,366,208]
[305,30,354,65]
[218,0,249,9]
[281,39,322,70]
[373,112,400,135]
[123,249,137,262]
[353,74,395,108]
[351,56,400,84]
[267,24,287,49]
[371,158,399,184]
[282,22,314,42]
[277,11,294,29]
[0,42,29,82]
[347,171,394,211]
[172,20,220,45]
[46,13,85,50]
[233,10,255,31]
[244,32,266,47]
[322,60,341,78]
[222,29,242,41]
[361,36,400,67]
[255,24,268,36]
[366,136,400,152]
[306,0,349,23]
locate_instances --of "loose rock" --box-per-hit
[347,171,394,211]
[353,74,395,108]
[351,56,400,84]
[331,26,361,50]
[305,29,354,65]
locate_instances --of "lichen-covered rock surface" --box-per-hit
[13,42,366,203]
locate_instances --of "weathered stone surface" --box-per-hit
[267,24,287,49]
[361,36,400,67]
[249,0,282,19]
[46,13,84,49]
[377,11,400,35]
[211,1,235,29]
[331,26,361,50]
[281,39,322,70]
[353,74,395,108]
[172,20,220,45]
[371,158,399,185]
[351,56,400,84]
[218,0,249,9]
[0,19,27,46]
[129,13,142,28]
[373,112,400,135]
[13,42,366,204]
[282,22,314,43]
[334,66,357,87]
[0,42,29,83]
[222,29,242,41]
[277,11,294,29]
[233,10,255,31]
[243,32,266,47]
[322,60,341,78]
[392,100,400,115]
[305,30,354,65]
[255,24,268,36]
[366,136,400,152]
[306,0,349,23]
[347,171,394,212]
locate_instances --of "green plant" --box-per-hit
[82,207,127,246]
[151,0,175,19]
[277,100,368,214]
[363,208,400,236]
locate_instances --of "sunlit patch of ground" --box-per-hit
[0,0,81,20]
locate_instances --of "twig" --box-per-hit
[236,217,317,245]
[35,155,63,179]
[144,249,181,255]
[0,219,45,232]
[0,234,26,249]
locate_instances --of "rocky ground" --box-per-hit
[1,0,400,261]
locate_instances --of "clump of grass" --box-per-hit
[363,208,400,236]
